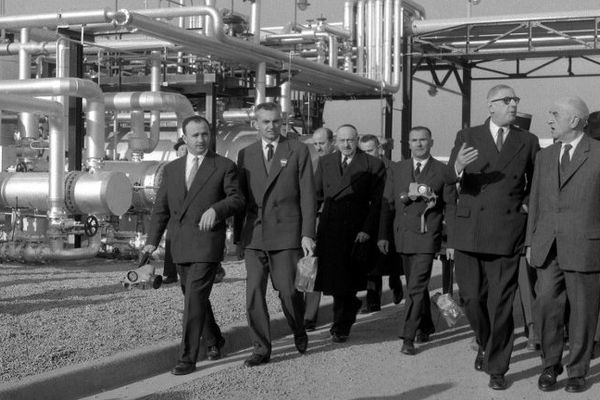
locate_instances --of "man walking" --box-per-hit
[446,85,539,390]
[234,102,316,367]
[144,116,245,375]
[526,96,600,393]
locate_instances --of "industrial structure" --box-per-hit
[0,0,598,263]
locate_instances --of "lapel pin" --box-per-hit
[280,159,288,167]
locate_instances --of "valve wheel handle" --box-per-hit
[84,215,99,237]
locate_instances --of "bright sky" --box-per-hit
[3,0,600,158]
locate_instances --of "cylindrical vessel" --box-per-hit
[0,171,133,216]
[102,160,166,212]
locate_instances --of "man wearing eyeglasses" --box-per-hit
[446,85,540,390]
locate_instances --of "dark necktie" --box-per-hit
[341,156,349,172]
[496,127,504,152]
[414,162,422,178]
[560,143,572,175]
[187,156,199,190]
[266,143,274,161]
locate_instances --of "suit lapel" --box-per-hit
[495,127,525,171]
[264,136,292,194]
[560,135,590,188]
[180,151,216,219]
[474,125,501,168]
[547,143,561,191]
[330,151,368,198]
[172,157,187,211]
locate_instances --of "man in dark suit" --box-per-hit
[144,115,245,375]
[359,134,403,313]
[378,127,456,355]
[234,102,316,367]
[526,96,600,393]
[314,124,385,343]
[446,85,539,390]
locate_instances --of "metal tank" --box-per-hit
[0,170,132,216]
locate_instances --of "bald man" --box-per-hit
[526,96,600,393]
[312,127,335,158]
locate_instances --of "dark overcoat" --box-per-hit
[314,150,385,295]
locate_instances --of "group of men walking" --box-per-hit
[144,85,600,394]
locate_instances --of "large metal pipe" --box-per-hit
[0,8,113,29]
[328,35,338,68]
[356,0,365,75]
[147,50,162,155]
[18,28,37,140]
[113,8,388,94]
[383,0,393,84]
[344,1,357,43]
[374,0,383,80]
[0,41,54,56]
[0,78,106,168]
[366,0,373,79]
[22,234,102,263]
[103,91,195,142]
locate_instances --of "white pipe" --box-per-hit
[103,91,195,139]
[204,0,216,36]
[18,28,37,139]
[0,41,54,56]
[255,62,267,106]
[280,81,291,116]
[374,0,383,81]
[0,8,113,29]
[148,51,162,154]
[328,35,338,68]
[366,0,374,79]
[356,0,365,75]
[250,0,260,43]
[22,234,101,262]
[383,0,393,84]
[343,1,356,43]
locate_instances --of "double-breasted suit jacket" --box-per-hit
[234,136,316,250]
[379,157,456,254]
[147,150,245,262]
[446,120,539,255]
[526,134,600,272]
[314,151,385,295]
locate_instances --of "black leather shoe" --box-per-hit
[415,333,430,344]
[207,337,226,361]
[565,377,587,393]
[171,362,196,375]
[331,333,348,343]
[400,340,416,355]
[474,347,485,371]
[538,364,563,391]
[162,275,178,284]
[294,334,308,354]
[243,353,270,367]
[488,374,507,390]
[393,288,403,304]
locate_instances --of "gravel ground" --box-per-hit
[0,256,282,383]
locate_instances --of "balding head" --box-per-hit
[548,96,590,141]
[312,127,335,156]
[556,96,590,124]
[336,124,359,157]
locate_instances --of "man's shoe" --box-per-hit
[393,288,403,304]
[474,347,485,371]
[304,320,316,331]
[331,333,348,343]
[294,334,309,354]
[361,303,381,313]
[163,275,178,284]
[415,333,430,344]
[400,340,416,355]
[207,337,226,361]
[537,364,563,391]
[488,374,507,390]
[565,377,587,393]
[243,353,270,368]
[171,362,196,375]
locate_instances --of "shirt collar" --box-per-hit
[412,157,431,169]
[561,132,584,152]
[489,119,510,139]
[262,136,280,150]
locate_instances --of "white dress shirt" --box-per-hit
[186,152,205,184]
[262,137,280,160]
[560,132,584,163]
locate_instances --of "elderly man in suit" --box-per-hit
[234,102,316,367]
[525,97,600,393]
[378,127,456,355]
[144,115,245,375]
[446,84,539,390]
[359,134,403,312]
[314,124,385,343]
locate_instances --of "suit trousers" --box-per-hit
[177,262,222,364]
[454,250,520,375]
[401,253,435,341]
[533,245,600,378]
[366,274,402,307]
[304,291,321,324]
[245,248,306,356]
[331,293,362,336]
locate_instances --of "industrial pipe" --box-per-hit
[0,41,55,56]
[18,28,37,139]
[356,0,365,75]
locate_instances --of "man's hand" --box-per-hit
[446,248,455,260]
[355,232,370,243]
[455,142,479,174]
[198,208,217,232]
[142,244,157,255]
[377,240,389,255]
[525,246,531,265]
[301,236,316,257]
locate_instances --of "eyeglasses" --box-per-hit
[490,96,520,105]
